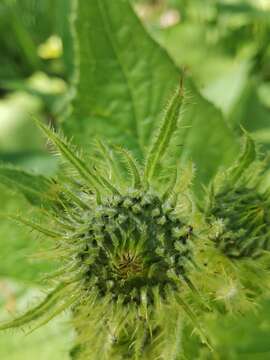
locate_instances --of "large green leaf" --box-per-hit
[64,0,238,186]
[64,0,180,157]
[176,81,239,186]
[230,81,270,135]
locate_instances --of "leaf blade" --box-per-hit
[144,84,184,181]
[0,165,57,208]
[64,0,239,188]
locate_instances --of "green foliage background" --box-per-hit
[0,0,270,358]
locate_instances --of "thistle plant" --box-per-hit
[205,134,270,259]
[0,83,212,359]
[1,80,270,358]
[202,134,270,313]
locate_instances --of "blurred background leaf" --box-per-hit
[140,0,270,145]
[181,299,270,359]
[204,298,270,359]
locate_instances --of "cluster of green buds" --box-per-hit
[201,133,270,314]
[205,135,270,259]
[1,82,270,359]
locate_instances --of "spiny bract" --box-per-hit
[0,83,209,359]
[205,134,270,259]
[201,134,270,315]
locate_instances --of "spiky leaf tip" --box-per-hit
[144,80,185,183]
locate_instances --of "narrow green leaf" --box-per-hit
[0,165,57,208]
[0,283,72,360]
[37,120,120,196]
[26,295,78,335]
[2,214,62,238]
[114,145,142,188]
[0,283,68,330]
[36,120,101,190]
[144,85,184,182]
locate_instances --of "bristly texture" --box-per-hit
[2,84,270,358]
[200,133,270,316]
[205,133,270,259]
[1,82,211,359]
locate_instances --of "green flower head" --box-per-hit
[0,83,211,359]
[205,133,270,259]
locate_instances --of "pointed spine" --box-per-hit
[2,214,62,238]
